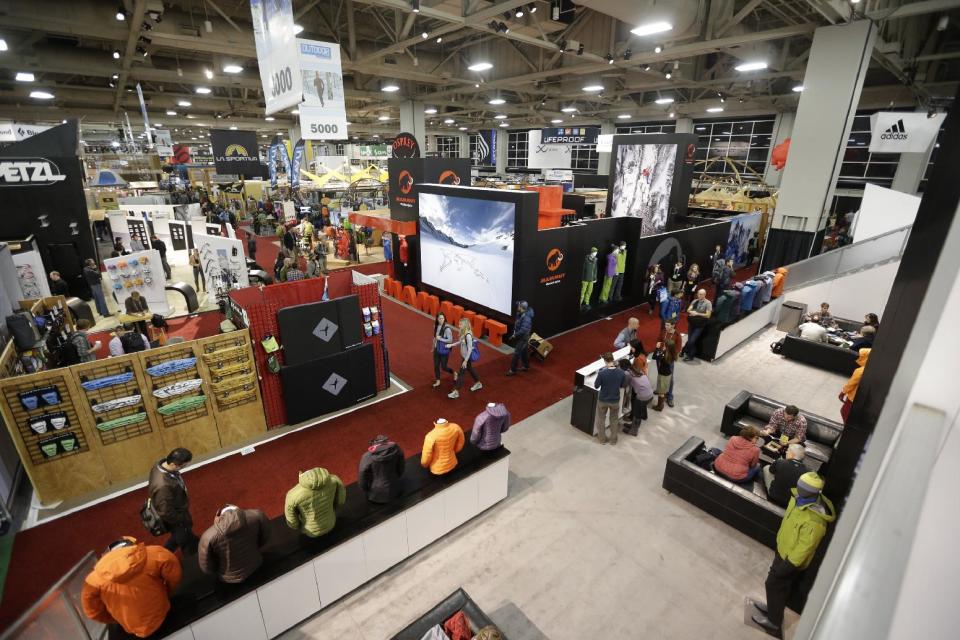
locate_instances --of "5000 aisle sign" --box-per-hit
[271,67,295,98]
[308,123,340,135]
[0,158,67,186]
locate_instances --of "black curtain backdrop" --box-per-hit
[760,227,825,272]
[0,120,94,299]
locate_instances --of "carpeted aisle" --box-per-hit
[0,265,757,625]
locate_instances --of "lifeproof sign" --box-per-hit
[540,126,600,145]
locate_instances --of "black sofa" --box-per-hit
[780,334,859,376]
[662,436,784,548]
[721,390,843,471]
[391,588,504,640]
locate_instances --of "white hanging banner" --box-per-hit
[527,130,571,169]
[155,130,173,156]
[250,0,303,115]
[596,134,614,153]
[868,112,944,153]
[298,38,348,140]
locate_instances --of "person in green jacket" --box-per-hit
[611,240,627,302]
[751,472,835,638]
[580,247,598,310]
[284,467,346,538]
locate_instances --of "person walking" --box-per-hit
[660,289,683,328]
[150,234,171,280]
[751,473,836,638]
[448,318,482,399]
[83,259,111,317]
[657,321,683,407]
[188,249,205,292]
[506,300,533,376]
[247,233,257,261]
[651,340,677,411]
[645,264,663,315]
[431,312,455,388]
[681,289,712,361]
[148,448,198,555]
[197,505,271,584]
[594,352,625,445]
[81,537,182,638]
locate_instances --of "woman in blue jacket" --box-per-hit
[431,312,455,389]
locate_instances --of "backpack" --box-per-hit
[140,498,167,536]
[59,335,82,366]
[770,339,783,354]
[119,331,146,353]
[469,338,480,362]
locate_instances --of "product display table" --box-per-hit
[118,447,510,640]
[569,346,631,435]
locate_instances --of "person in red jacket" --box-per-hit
[81,536,182,638]
[655,321,684,407]
[714,426,762,483]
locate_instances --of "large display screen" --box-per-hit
[418,192,516,315]
[609,143,678,235]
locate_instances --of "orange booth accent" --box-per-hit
[527,185,575,230]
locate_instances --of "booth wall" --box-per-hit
[782,259,900,323]
[853,184,920,243]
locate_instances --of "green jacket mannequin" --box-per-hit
[284,467,346,538]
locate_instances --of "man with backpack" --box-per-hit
[69,319,101,364]
[148,448,198,554]
[109,324,150,356]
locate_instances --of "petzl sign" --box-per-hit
[540,127,600,144]
[868,112,944,153]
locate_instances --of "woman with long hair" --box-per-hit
[684,263,700,302]
[448,318,482,399]
[431,312,455,388]
[189,249,204,291]
[651,339,677,412]
[645,264,663,315]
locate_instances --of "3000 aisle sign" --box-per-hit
[271,67,294,98]
[309,123,339,135]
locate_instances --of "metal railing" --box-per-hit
[783,225,912,292]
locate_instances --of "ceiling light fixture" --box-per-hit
[15,72,34,82]
[550,119,563,123]
[735,61,768,72]
[411,0,420,13]
[515,8,524,18]
[378,115,390,121]
[382,82,400,92]
[654,45,663,54]
[494,114,508,119]
[561,106,576,113]
[707,106,724,113]
[583,84,603,92]
[606,54,614,65]
[669,111,675,118]
[195,87,211,94]
[112,73,119,79]
[528,4,537,13]
[291,108,299,114]
[112,50,121,59]
[500,122,509,127]
[458,126,468,131]
[436,36,443,43]
[488,97,506,105]
[632,21,673,36]
[792,84,804,92]
[655,96,674,104]
[500,22,509,33]
[223,64,243,74]
[664,71,672,79]
[422,31,429,39]
[424,107,438,114]
[444,118,455,124]
[229,126,237,130]
[468,62,493,71]
[116,7,126,21]
[293,24,304,35]
[265,116,275,121]
[204,68,213,79]
[166,110,177,116]
[137,46,148,57]
[29,90,54,100]
[177,100,191,107]
[617,114,630,119]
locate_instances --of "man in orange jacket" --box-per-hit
[81,536,182,638]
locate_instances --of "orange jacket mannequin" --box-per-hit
[842,348,871,401]
[771,267,789,298]
[421,419,465,475]
[81,538,182,638]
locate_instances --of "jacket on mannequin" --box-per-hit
[358,435,405,503]
[284,467,346,537]
[421,419,464,475]
[470,403,511,451]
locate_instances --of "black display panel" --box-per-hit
[336,295,363,349]
[280,343,376,423]
[277,300,343,365]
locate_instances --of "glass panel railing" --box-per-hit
[783,225,911,292]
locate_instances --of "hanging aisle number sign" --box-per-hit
[250,0,303,115]
[298,39,348,140]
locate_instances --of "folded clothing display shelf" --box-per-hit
[118,447,511,640]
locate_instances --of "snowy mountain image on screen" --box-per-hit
[418,192,516,315]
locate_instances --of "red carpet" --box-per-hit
[0,264,758,625]
[87,311,223,360]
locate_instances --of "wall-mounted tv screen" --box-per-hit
[609,143,678,235]
[418,192,516,315]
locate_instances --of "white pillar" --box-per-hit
[398,100,427,151]
[457,133,469,159]
[763,111,795,187]
[675,117,694,134]
[597,121,615,175]
[495,128,508,174]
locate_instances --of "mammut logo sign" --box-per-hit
[0,158,68,186]
[437,169,461,185]
[546,248,564,272]
[322,373,347,396]
[881,119,908,140]
[398,169,414,194]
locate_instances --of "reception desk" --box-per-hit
[569,346,631,435]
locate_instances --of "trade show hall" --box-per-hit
[0,2,958,640]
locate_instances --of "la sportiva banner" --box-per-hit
[250,0,304,114]
[298,38,347,140]
[210,129,261,176]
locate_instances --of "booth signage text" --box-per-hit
[540,127,600,145]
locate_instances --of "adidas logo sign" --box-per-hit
[880,119,908,140]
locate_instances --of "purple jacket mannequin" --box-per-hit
[470,403,511,451]
[605,251,618,278]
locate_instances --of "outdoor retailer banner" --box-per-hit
[868,112,944,153]
[250,0,304,115]
[298,38,347,140]
[210,129,261,176]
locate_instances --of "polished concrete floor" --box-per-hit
[282,327,847,640]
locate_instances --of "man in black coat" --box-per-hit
[148,448,198,554]
[762,444,808,507]
[150,234,172,280]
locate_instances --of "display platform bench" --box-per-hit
[124,447,511,640]
[391,588,504,640]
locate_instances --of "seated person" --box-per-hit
[797,315,828,342]
[762,444,808,507]
[714,426,762,483]
[848,325,876,351]
[124,290,150,315]
[816,302,838,328]
[763,404,807,445]
[864,312,880,332]
[108,324,150,356]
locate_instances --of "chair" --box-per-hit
[527,185,575,230]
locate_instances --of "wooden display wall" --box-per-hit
[0,329,267,505]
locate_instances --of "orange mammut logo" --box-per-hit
[438,170,461,185]
[546,248,564,272]
[398,169,413,194]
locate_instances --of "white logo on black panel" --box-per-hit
[881,119,908,141]
[312,317,338,342]
[0,158,68,186]
[322,373,347,396]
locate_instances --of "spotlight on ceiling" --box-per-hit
[664,71,672,79]
[734,61,768,72]
[422,31,429,39]
[424,107,438,114]
[15,72,34,82]
[515,8,524,18]
[435,36,443,43]
[528,4,537,13]
[654,45,663,54]
[204,68,214,79]
[468,61,493,72]
[411,0,420,13]
[488,97,506,105]
[606,54,614,65]
[792,84,804,92]
[115,7,126,21]
[112,50,121,59]
[582,84,603,92]
[654,96,674,104]
[669,111,675,118]
[382,82,400,92]
[631,21,673,37]
[136,46,148,57]
[500,22,509,33]
[223,64,243,74]
[29,90,54,100]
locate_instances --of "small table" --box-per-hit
[570,346,632,435]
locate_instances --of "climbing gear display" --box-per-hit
[18,386,61,411]
[153,379,203,399]
[145,357,197,377]
[92,394,142,413]
[97,413,148,431]
[157,395,207,415]
[81,371,134,391]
